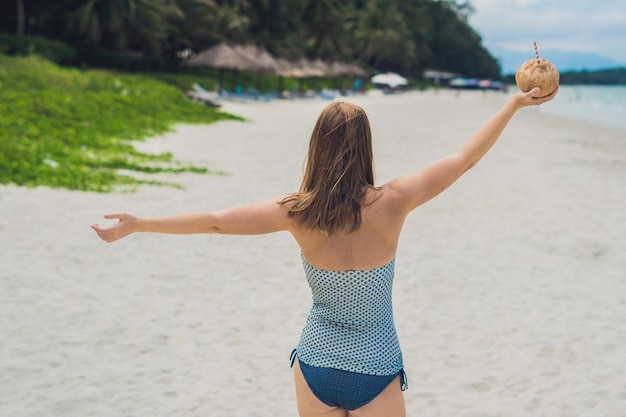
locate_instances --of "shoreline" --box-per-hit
[523,84,626,134]
[1,89,625,416]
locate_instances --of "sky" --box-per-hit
[468,0,626,72]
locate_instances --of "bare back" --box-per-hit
[288,185,406,271]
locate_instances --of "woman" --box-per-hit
[92,87,557,417]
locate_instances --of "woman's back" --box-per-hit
[289,185,405,271]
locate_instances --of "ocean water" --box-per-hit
[537,85,626,133]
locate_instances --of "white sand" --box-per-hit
[1,90,625,417]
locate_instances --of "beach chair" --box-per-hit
[214,85,247,103]
[187,83,221,108]
[245,87,272,102]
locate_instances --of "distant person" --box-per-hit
[92,86,557,417]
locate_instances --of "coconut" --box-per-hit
[515,58,559,98]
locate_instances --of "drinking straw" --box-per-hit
[534,41,540,64]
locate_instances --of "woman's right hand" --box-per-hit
[91,213,137,243]
[513,86,559,108]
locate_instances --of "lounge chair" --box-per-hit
[186,83,222,108]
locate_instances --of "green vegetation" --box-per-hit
[559,68,626,85]
[0,32,76,64]
[0,54,240,192]
[503,67,626,86]
[3,0,501,79]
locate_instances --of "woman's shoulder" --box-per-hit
[366,183,404,209]
[372,174,429,216]
[360,185,407,227]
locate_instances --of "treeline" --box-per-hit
[2,0,501,79]
[559,68,626,85]
[503,67,626,86]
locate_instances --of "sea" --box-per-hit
[534,85,626,133]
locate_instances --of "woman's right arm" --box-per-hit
[91,197,290,242]
[387,87,558,214]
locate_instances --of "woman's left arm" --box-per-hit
[91,197,290,243]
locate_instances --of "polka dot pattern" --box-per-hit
[296,255,403,376]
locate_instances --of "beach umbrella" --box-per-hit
[275,58,311,78]
[328,61,353,77]
[234,44,282,90]
[310,59,332,77]
[185,43,256,71]
[273,58,302,93]
[330,62,368,78]
[184,43,254,89]
[234,44,280,74]
[186,43,283,90]
[326,62,368,90]
[274,58,299,78]
[370,72,408,88]
[298,58,325,77]
[274,57,328,94]
[344,63,368,78]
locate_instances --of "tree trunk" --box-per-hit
[16,0,25,35]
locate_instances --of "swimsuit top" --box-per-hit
[295,255,403,376]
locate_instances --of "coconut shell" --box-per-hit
[515,58,559,97]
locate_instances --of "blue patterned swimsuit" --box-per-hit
[291,255,407,410]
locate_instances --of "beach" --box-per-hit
[1,89,625,417]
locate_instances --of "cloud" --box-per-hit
[469,0,626,63]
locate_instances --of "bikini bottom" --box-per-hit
[291,351,408,411]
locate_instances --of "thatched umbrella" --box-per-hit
[274,58,304,78]
[184,43,251,89]
[300,58,325,77]
[323,61,368,90]
[186,43,282,90]
[235,45,280,74]
[283,58,333,77]
[273,57,323,95]
[234,45,282,90]
[310,59,332,77]
[185,42,255,71]
[327,61,352,77]
[344,63,368,78]
[272,58,299,94]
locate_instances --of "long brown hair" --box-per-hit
[281,101,378,235]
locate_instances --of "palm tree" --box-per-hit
[301,0,348,59]
[162,0,215,60]
[50,0,181,54]
[351,0,414,70]
[425,0,499,77]
[394,0,436,74]
[207,0,252,44]
[16,0,25,35]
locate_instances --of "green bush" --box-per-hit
[0,54,241,192]
[0,32,76,64]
